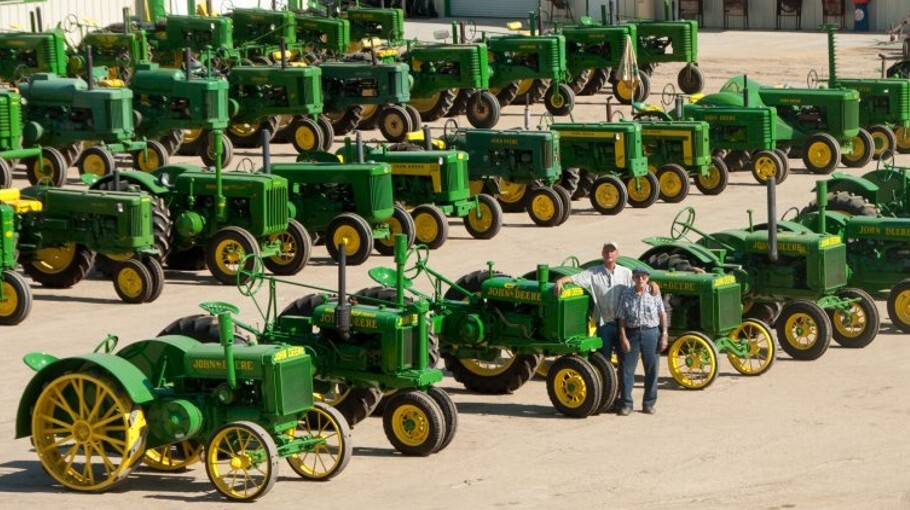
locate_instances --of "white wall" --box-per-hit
[0,0,137,32]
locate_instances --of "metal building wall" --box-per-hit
[0,0,138,32]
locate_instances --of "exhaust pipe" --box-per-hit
[123,7,131,34]
[280,37,287,69]
[356,131,365,163]
[184,47,193,80]
[86,44,94,90]
[766,176,778,262]
[816,180,827,234]
[335,240,351,341]
[742,74,749,107]
[423,125,432,150]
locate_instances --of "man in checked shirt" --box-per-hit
[617,267,668,416]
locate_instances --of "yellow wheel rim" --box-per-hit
[31,243,77,274]
[548,90,565,109]
[213,238,249,277]
[413,211,440,245]
[515,79,534,96]
[896,127,910,151]
[136,148,160,172]
[32,373,146,492]
[313,383,351,406]
[268,230,299,267]
[752,154,778,180]
[530,193,557,222]
[535,357,555,378]
[390,404,431,447]
[409,91,442,112]
[658,170,684,198]
[229,123,258,137]
[698,165,721,189]
[382,111,406,137]
[182,129,203,144]
[116,265,146,299]
[843,134,867,162]
[144,441,203,471]
[895,289,910,325]
[468,180,485,195]
[832,302,868,339]
[295,125,318,150]
[378,216,404,248]
[498,181,527,205]
[206,425,272,500]
[648,164,658,174]
[360,104,379,122]
[628,178,652,202]
[276,115,293,131]
[870,130,891,156]
[323,110,344,122]
[460,351,517,376]
[467,202,494,233]
[0,280,19,317]
[286,405,346,480]
[667,335,716,389]
[807,141,833,168]
[783,312,820,351]
[332,225,362,256]
[81,153,109,177]
[32,157,59,182]
[551,366,590,410]
[615,80,634,101]
[594,181,620,209]
[727,321,775,375]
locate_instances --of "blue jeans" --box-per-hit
[620,326,660,409]
[597,322,620,362]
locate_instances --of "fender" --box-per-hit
[639,242,724,269]
[823,172,879,202]
[91,168,178,195]
[16,353,155,438]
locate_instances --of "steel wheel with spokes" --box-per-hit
[667,332,718,390]
[286,403,352,480]
[205,421,279,501]
[726,319,776,377]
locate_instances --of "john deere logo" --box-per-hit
[487,285,541,302]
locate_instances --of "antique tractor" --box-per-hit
[442,124,571,227]
[293,12,351,56]
[551,121,653,214]
[16,304,352,500]
[363,238,619,418]
[228,8,297,64]
[627,14,703,94]
[810,25,910,159]
[146,14,240,71]
[557,13,641,102]
[818,163,910,218]
[0,189,31,325]
[0,88,61,190]
[0,28,69,83]
[70,9,152,82]
[336,133,504,248]
[641,192,879,361]
[161,236,455,456]
[637,119,722,202]
[720,75,863,174]
[268,154,408,265]
[18,72,167,184]
[345,5,405,49]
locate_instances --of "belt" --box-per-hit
[624,325,658,331]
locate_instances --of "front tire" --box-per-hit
[205,421,278,501]
[0,270,32,325]
[626,173,660,208]
[378,105,412,143]
[465,91,501,129]
[656,163,690,203]
[25,147,67,187]
[112,258,153,303]
[205,226,261,285]
[667,332,718,390]
[527,186,565,227]
[382,389,445,457]
[828,287,880,348]
[694,156,729,195]
[887,279,910,333]
[375,204,416,256]
[841,128,874,168]
[776,300,832,360]
[726,319,776,377]
[544,83,575,116]
[546,354,603,417]
[463,194,503,240]
[263,219,311,276]
[803,132,841,174]
[411,204,449,249]
[590,175,628,215]
[286,402,353,480]
[326,212,373,265]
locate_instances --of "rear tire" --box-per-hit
[463,194,503,240]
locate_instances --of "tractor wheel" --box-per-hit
[177,129,204,155]
[887,279,910,333]
[590,175,628,215]
[588,351,619,414]
[463,194,503,240]
[375,204,416,256]
[264,219,311,276]
[495,180,532,212]
[140,257,165,303]
[112,258,153,304]
[31,373,147,492]
[895,126,910,154]
[626,172,660,208]
[580,68,609,96]
[573,169,596,199]
[553,184,573,225]
[841,128,875,168]
[749,149,785,184]
[144,441,204,472]
[166,247,207,270]
[317,115,335,151]
[656,163,690,203]
[774,148,791,183]
[286,402,353,480]
[326,212,373,265]
[465,91,501,129]
[776,300,832,361]
[667,332,718,390]
[743,301,782,326]
[158,313,251,344]
[493,81,521,107]
[727,319,777,377]
[325,106,364,136]
[514,78,549,105]
[868,124,897,159]
[678,63,705,94]
[546,354,603,418]
[527,186,565,227]
[271,115,296,144]
[828,287,880,349]
[205,226,261,285]
[0,158,11,189]
[378,105,412,143]
[24,242,95,288]
[568,70,592,94]
[411,88,456,122]
[0,270,32,326]
[560,168,581,197]
[25,147,67,187]
[723,149,750,172]
[425,386,458,452]
[411,203,449,249]
[200,132,234,168]
[403,104,422,133]
[205,421,278,501]
[544,83,575,116]
[227,121,273,148]
[801,191,877,217]
[357,103,382,131]
[613,71,650,104]
[61,142,84,167]
[132,139,169,172]
[290,117,325,153]
[312,383,383,428]
[159,130,184,155]
[694,156,729,195]
[802,132,841,174]
[443,351,542,394]
[382,389,445,457]
[446,88,471,117]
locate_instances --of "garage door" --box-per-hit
[449,0,540,19]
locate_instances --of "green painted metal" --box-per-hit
[318,61,409,115]
[146,15,238,70]
[551,121,648,177]
[73,29,151,81]
[450,128,562,187]
[0,89,42,171]
[632,20,698,68]
[228,64,323,123]
[559,21,636,77]
[405,42,490,98]
[0,29,69,83]
[638,120,711,177]
[485,32,568,90]
[294,14,350,55]
[131,63,231,137]
[345,7,405,46]
[228,8,297,62]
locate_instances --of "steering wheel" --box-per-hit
[463,20,478,42]
[200,301,240,316]
[611,110,626,121]
[236,253,266,297]
[93,334,120,353]
[780,206,801,222]
[670,206,696,240]
[62,14,81,35]
[537,112,554,130]
[235,157,256,173]
[660,83,677,108]
[807,69,820,89]
[442,118,460,147]
[559,255,581,268]
[219,0,235,14]
[13,64,31,84]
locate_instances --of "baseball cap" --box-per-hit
[602,241,619,251]
[632,267,650,276]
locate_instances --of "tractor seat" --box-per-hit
[0,188,43,213]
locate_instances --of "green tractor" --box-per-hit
[0,28,70,83]
[637,119,726,201]
[293,12,351,57]
[18,71,167,185]
[626,14,703,94]
[69,9,152,82]
[551,121,653,214]
[640,195,879,361]
[336,132,504,249]
[363,237,619,418]
[345,5,405,49]
[161,235,456,456]
[809,25,910,160]
[0,189,32,325]
[0,88,62,189]
[227,8,297,64]
[145,14,240,71]
[16,305,352,500]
